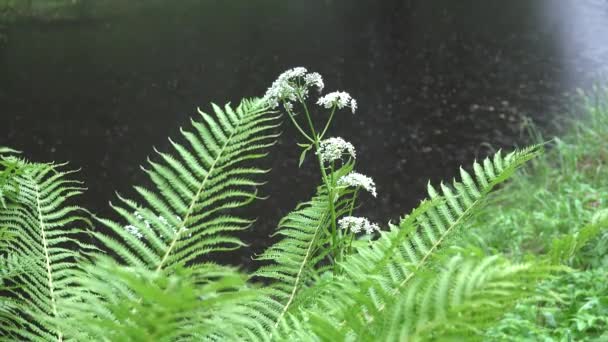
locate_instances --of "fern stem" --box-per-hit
[362,194,488,324]
[34,183,63,342]
[273,211,328,328]
[392,196,482,295]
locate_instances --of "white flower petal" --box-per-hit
[264,67,325,109]
[304,72,324,93]
[317,137,356,163]
[125,225,143,239]
[317,91,357,113]
[338,172,377,197]
[338,216,380,235]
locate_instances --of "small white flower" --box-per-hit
[317,91,357,113]
[283,102,294,111]
[132,211,152,229]
[317,137,356,163]
[304,72,324,93]
[363,221,380,234]
[264,67,325,109]
[287,67,308,77]
[263,67,307,109]
[338,172,377,197]
[125,225,143,239]
[338,216,380,235]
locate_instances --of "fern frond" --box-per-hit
[548,209,607,265]
[204,165,353,340]
[0,227,24,334]
[271,147,540,339]
[0,161,93,341]
[305,255,555,341]
[57,257,256,341]
[93,98,280,272]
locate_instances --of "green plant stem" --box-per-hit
[297,94,339,270]
[345,188,359,255]
[329,162,338,265]
[319,106,337,139]
[284,106,314,143]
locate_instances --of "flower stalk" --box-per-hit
[263,67,379,265]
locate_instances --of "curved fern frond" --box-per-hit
[271,147,541,339]
[0,161,93,341]
[395,146,541,290]
[93,98,280,272]
[205,165,354,340]
[306,255,555,341]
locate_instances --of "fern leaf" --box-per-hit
[206,165,353,340]
[303,255,555,341]
[57,257,256,341]
[93,99,280,272]
[272,147,540,339]
[0,161,92,341]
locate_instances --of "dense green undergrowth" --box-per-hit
[469,90,608,341]
[0,70,606,341]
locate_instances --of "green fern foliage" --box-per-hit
[92,98,281,272]
[0,149,24,208]
[0,160,92,341]
[307,255,555,341]
[1,227,23,333]
[549,209,608,265]
[270,147,541,340]
[56,257,256,341]
[4,61,602,342]
[201,165,354,341]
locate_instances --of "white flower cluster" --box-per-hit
[317,137,356,163]
[263,67,324,109]
[304,72,324,92]
[317,91,357,114]
[125,225,143,239]
[338,216,380,234]
[135,211,151,229]
[338,172,377,197]
[157,214,189,238]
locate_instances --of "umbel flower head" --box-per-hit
[304,72,324,93]
[338,216,380,234]
[338,172,377,197]
[125,225,143,239]
[317,137,356,163]
[263,67,324,109]
[317,91,357,114]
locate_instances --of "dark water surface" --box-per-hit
[2,0,608,265]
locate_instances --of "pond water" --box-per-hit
[2,0,608,265]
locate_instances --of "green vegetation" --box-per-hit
[0,69,606,341]
[471,89,608,341]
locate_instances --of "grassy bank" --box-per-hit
[467,89,608,341]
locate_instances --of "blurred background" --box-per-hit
[2,0,608,264]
